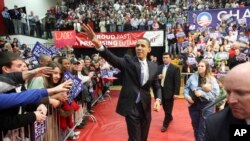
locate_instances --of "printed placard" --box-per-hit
[34,121,46,139]
[238,18,247,25]
[31,42,54,58]
[176,32,186,38]
[238,36,249,44]
[187,57,197,65]
[182,41,189,48]
[167,33,175,39]
[64,71,83,104]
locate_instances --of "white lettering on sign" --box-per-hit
[217,9,250,21]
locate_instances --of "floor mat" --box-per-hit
[76,90,194,141]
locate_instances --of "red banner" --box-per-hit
[75,31,146,48]
[54,30,76,48]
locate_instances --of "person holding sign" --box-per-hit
[0,52,73,140]
[167,28,178,59]
[82,24,162,141]
[176,28,186,58]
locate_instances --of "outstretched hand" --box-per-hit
[81,24,102,48]
[32,67,55,77]
[47,80,73,96]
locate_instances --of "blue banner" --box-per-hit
[64,71,83,104]
[31,42,54,58]
[188,7,250,30]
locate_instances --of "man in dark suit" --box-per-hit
[82,24,162,141]
[204,62,250,141]
[158,52,181,132]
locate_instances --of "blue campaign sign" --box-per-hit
[188,7,250,30]
[101,69,109,78]
[34,121,46,139]
[49,46,62,56]
[31,42,54,58]
[64,71,73,81]
[64,71,83,104]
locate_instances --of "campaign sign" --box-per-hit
[210,32,220,39]
[34,121,46,139]
[101,69,109,78]
[31,42,54,58]
[167,33,175,39]
[64,71,83,104]
[238,18,247,25]
[187,57,197,65]
[64,71,73,81]
[217,52,229,60]
[25,56,38,65]
[182,41,189,48]
[49,46,62,56]
[54,30,76,48]
[176,32,186,38]
[67,77,83,104]
[238,36,249,44]
[188,6,250,29]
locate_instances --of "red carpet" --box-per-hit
[77,90,194,141]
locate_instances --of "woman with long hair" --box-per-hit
[28,61,68,141]
[184,60,219,141]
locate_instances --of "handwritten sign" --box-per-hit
[54,30,76,48]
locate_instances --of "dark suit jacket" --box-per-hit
[158,63,181,99]
[204,107,246,141]
[99,47,162,120]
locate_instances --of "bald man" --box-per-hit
[204,62,250,141]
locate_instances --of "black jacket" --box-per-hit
[99,47,162,120]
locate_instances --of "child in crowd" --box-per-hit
[215,77,227,111]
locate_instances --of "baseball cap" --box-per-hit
[70,58,80,64]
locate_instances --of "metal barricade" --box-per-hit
[1,102,88,141]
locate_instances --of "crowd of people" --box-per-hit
[0,40,117,140]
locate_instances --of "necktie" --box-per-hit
[161,65,167,87]
[140,62,145,86]
[136,62,144,103]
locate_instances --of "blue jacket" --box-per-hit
[184,73,220,102]
[0,89,48,110]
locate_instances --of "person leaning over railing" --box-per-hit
[0,52,72,140]
[0,81,71,110]
[28,61,72,141]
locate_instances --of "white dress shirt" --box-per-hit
[139,59,149,86]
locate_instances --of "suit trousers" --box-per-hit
[125,102,150,141]
[162,98,174,127]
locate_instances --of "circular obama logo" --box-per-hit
[197,12,212,27]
